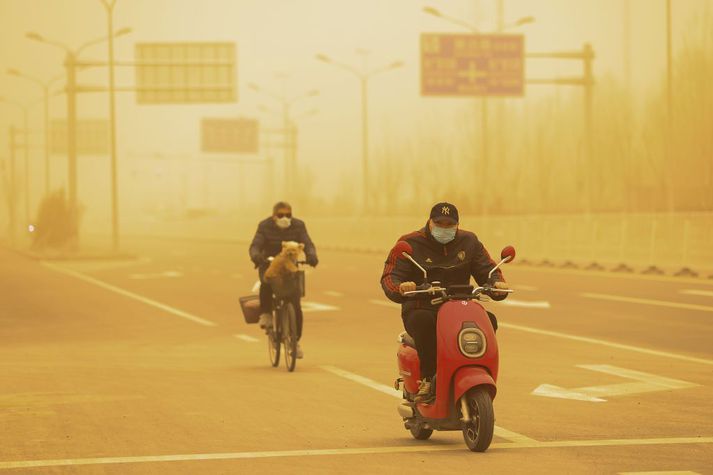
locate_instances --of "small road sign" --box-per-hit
[421,33,524,97]
[50,119,109,156]
[201,118,259,154]
[135,42,236,104]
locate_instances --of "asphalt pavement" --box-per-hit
[1,237,712,474]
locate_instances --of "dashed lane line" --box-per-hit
[302,301,340,313]
[680,289,713,298]
[2,436,710,469]
[499,322,713,366]
[234,334,259,343]
[369,299,400,308]
[619,471,701,475]
[320,365,536,444]
[496,299,551,309]
[42,262,217,327]
[581,292,713,313]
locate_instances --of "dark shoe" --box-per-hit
[414,378,434,404]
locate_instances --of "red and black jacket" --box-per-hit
[380,223,507,313]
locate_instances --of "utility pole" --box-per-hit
[8,127,17,246]
[315,52,402,213]
[65,51,78,215]
[665,0,675,212]
[22,108,30,225]
[526,43,596,214]
[583,43,594,214]
[360,75,369,210]
[102,0,120,251]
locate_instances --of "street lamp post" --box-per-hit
[7,69,63,197]
[422,4,534,215]
[315,52,403,212]
[248,83,318,199]
[0,98,31,226]
[26,28,131,249]
[100,0,121,251]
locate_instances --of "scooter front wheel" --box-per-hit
[461,387,494,452]
[408,421,433,440]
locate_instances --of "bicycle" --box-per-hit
[265,260,306,372]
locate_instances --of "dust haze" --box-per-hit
[0,0,711,271]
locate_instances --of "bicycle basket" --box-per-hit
[268,272,302,299]
[239,294,262,324]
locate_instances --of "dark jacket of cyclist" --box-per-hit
[249,202,318,358]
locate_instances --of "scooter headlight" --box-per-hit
[458,328,486,358]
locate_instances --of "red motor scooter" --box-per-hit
[393,242,516,452]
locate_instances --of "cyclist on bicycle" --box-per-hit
[249,201,318,358]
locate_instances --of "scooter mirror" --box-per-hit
[393,240,428,281]
[500,245,516,263]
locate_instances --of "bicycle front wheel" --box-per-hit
[282,302,298,372]
[267,312,280,367]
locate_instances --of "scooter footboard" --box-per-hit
[453,366,497,402]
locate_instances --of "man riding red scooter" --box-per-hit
[380,202,514,452]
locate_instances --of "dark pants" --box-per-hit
[402,308,498,380]
[259,270,303,340]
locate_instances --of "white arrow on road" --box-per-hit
[532,365,700,403]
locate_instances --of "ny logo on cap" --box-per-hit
[442,206,450,215]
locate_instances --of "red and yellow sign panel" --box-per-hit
[421,33,525,97]
[201,118,259,154]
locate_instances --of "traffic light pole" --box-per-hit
[526,43,595,214]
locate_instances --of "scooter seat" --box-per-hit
[399,332,416,349]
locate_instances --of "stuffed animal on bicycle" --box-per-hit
[264,241,304,287]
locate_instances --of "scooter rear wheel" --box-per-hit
[408,422,433,440]
[462,387,494,452]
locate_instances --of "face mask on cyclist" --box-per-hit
[431,225,456,244]
[276,217,292,229]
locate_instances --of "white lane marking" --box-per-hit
[324,290,344,297]
[3,437,711,469]
[42,263,216,327]
[129,270,183,280]
[581,292,713,313]
[234,334,259,343]
[510,284,538,291]
[680,289,713,298]
[622,471,703,474]
[532,384,606,402]
[320,365,535,443]
[301,301,339,313]
[532,365,699,402]
[496,299,551,309]
[499,322,713,366]
[369,299,400,308]
[321,365,400,398]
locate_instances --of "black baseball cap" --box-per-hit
[429,202,459,225]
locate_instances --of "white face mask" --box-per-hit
[275,217,292,229]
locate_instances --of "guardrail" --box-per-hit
[8,211,712,278]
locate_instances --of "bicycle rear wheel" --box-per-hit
[267,311,280,367]
[282,302,298,372]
